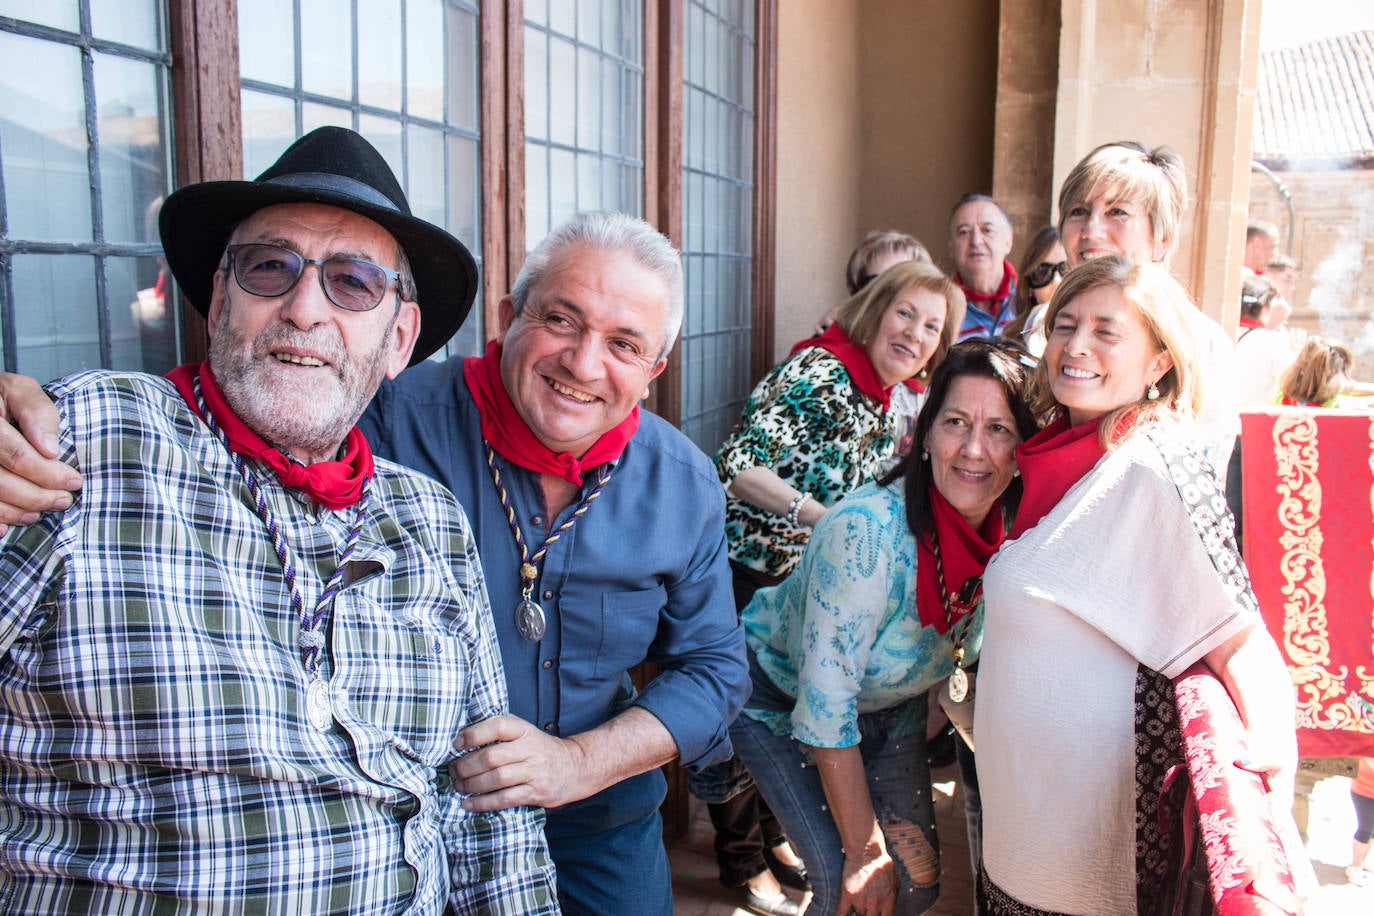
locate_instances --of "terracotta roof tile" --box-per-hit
[1254,30,1374,164]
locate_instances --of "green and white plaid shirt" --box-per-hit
[0,371,557,915]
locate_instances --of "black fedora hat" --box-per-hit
[158,126,476,365]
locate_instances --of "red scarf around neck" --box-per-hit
[954,261,1017,304]
[462,339,639,485]
[1238,316,1266,330]
[166,362,374,510]
[1008,415,1108,539]
[787,324,921,411]
[914,484,1005,633]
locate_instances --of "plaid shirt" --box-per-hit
[0,371,558,915]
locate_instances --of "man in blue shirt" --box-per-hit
[0,210,749,916]
[947,193,1019,339]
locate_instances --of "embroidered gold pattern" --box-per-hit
[1272,414,1367,733]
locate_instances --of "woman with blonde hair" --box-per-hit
[719,260,965,572]
[975,256,1297,915]
[1278,335,1359,407]
[1055,140,1239,471]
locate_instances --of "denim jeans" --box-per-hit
[731,671,939,915]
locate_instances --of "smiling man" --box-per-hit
[0,128,556,913]
[947,193,1019,340]
[359,211,749,916]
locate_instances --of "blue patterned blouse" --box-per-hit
[740,480,982,747]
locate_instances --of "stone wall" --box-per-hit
[1249,167,1374,367]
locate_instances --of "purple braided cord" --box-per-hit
[195,376,370,675]
[483,444,615,593]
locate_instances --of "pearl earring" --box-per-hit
[1146,381,1160,401]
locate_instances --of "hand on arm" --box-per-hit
[811,744,897,916]
[1203,623,1299,807]
[0,373,82,530]
[727,466,826,528]
[451,705,677,812]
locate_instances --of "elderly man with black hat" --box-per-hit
[0,128,557,914]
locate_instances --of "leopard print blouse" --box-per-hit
[714,346,921,578]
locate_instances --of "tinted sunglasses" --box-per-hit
[1025,260,1069,290]
[225,243,402,312]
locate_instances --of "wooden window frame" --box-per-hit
[166,0,775,406]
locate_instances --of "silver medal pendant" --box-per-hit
[516,598,547,641]
[305,678,333,732]
[948,666,969,704]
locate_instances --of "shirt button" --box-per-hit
[542,589,553,601]
[543,722,555,732]
[542,659,553,669]
[531,514,543,526]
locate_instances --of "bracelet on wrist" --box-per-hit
[785,492,811,527]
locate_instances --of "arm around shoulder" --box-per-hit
[0,372,83,527]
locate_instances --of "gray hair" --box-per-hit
[511,211,685,358]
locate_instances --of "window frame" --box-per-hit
[161,0,776,403]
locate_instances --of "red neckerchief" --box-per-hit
[786,324,920,411]
[954,261,1017,304]
[166,362,374,510]
[915,485,1005,633]
[1238,317,1266,330]
[462,339,639,485]
[1008,415,1108,539]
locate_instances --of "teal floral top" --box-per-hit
[715,347,922,579]
[740,480,981,747]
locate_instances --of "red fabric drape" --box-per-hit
[1240,407,1374,758]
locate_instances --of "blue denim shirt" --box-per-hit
[360,357,748,776]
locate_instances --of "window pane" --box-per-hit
[11,254,101,381]
[358,0,403,110]
[95,53,170,246]
[239,0,484,353]
[358,114,403,182]
[680,0,756,452]
[523,0,642,246]
[548,36,577,147]
[301,0,354,100]
[0,0,77,32]
[524,28,549,142]
[0,32,92,242]
[402,0,443,122]
[241,89,297,177]
[91,0,162,52]
[108,255,177,374]
[238,0,296,88]
[302,101,353,133]
[548,0,575,35]
[447,132,479,250]
[550,148,577,231]
[406,124,445,230]
[446,5,478,130]
[525,142,550,247]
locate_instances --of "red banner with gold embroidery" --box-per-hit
[1240,408,1374,758]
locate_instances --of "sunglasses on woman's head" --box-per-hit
[1025,260,1069,289]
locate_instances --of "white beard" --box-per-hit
[209,296,396,462]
